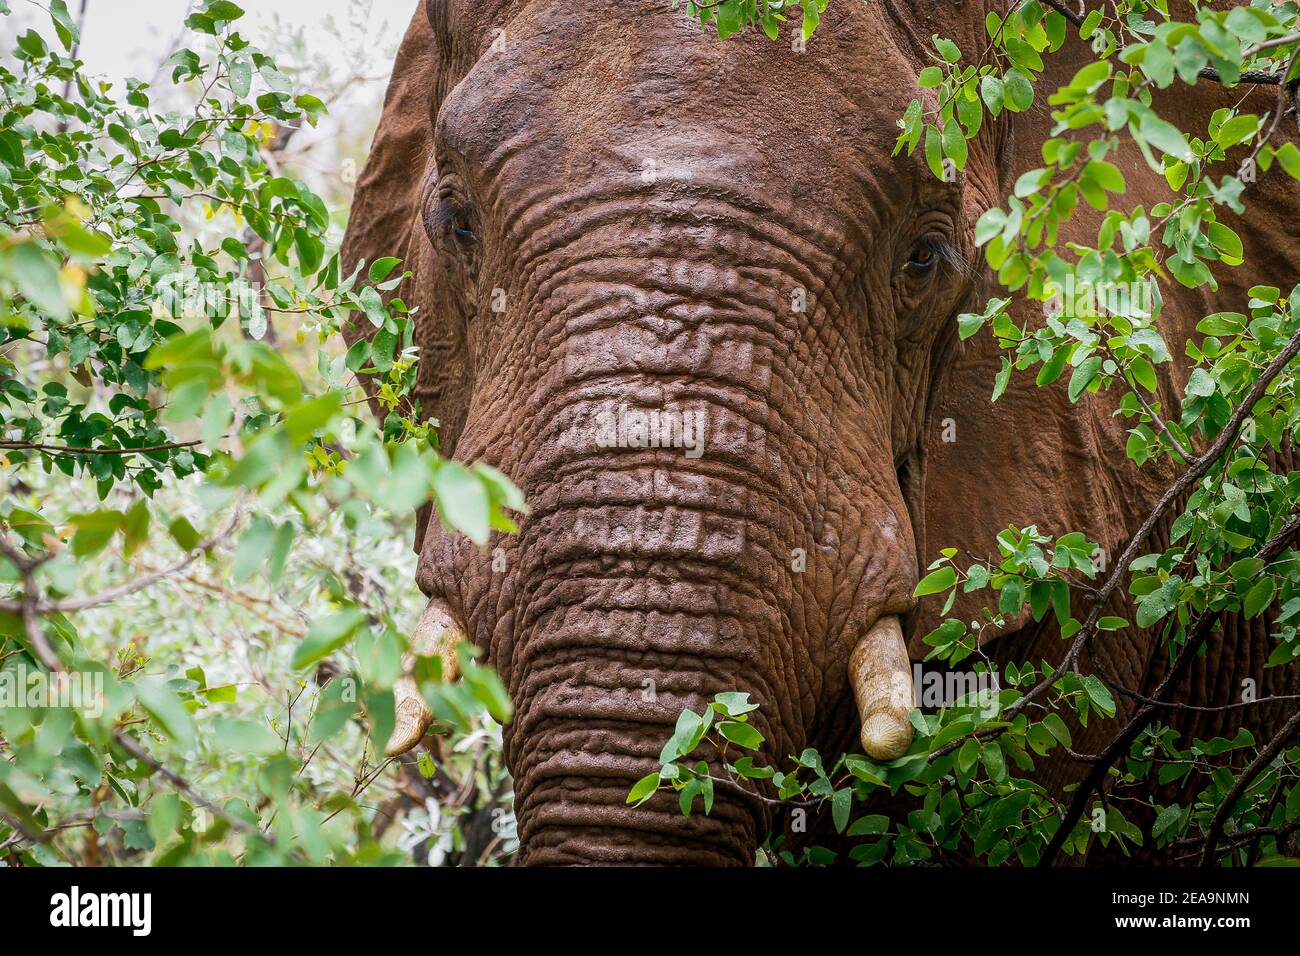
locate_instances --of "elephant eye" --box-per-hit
[906,241,938,274]
[452,212,476,242]
[428,190,479,246]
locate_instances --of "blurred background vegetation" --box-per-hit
[0,0,517,866]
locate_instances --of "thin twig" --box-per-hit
[0,510,240,616]
[0,439,202,456]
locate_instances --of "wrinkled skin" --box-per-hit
[342,0,1300,865]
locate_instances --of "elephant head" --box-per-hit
[341,0,1299,864]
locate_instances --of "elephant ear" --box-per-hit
[341,2,472,550]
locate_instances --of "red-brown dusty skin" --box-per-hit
[341,0,1300,865]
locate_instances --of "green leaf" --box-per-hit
[283,392,342,444]
[268,521,294,585]
[980,75,1004,116]
[70,510,122,557]
[1197,312,1245,336]
[991,356,1013,402]
[1082,674,1115,716]
[914,565,957,597]
[1068,355,1103,402]
[847,813,889,837]
[1139,116,1194,162]
[359,285,386,327]
[168,516,202,551]
[134,678,196,750]
[627,772,660,806]
[5,242,69,320]
[1003,69,1034,112]
[204,0,245,24]
[1275,142,1300,180]
[204,684,238,705]
[1036,345,1070,386]
[212,717,281,754]
[370,328,397,371]
[831,786,852,833]
[1206,222,1243,264]
[49,0,80,49]
[1083,160,1125,193]
[368,257,402,282]
[1130,356,1157,393]
[974,206,1007,245]
[957,312,984,340]
[290,608,366,670]
[1141,41,1174,87]
[147,794,184,845]
[1168,254,1212,290]
[956,736,980,777]
[718,720,764,750]
[122,499,151,558]
[120,819,155,852]
[1152,804,1183,840]
[1215,114,1258,150]
[1068,59,1112,92]
[981,742,1006,782]
[713,691,760,717]
[933,35,961,63]
[228,56,252,98]
[1080,8,1102,39]
[15,28,46,59]
[307,679,354,746]
[924,123,944,179]
[1185,368,1215,399]
[942,117,968,171]
[231,516,275,583]
[433,460,491,545]
[1243,578,1275,619]
[1043,713,1072,748]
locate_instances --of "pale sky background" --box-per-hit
[9,0,412,204]
[73,0,404,87]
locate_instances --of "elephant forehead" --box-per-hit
[433,1,932,222]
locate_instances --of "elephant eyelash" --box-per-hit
[911,236,968,277]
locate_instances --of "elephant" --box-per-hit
[340,0,1300,865]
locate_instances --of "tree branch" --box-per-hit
[1037,511,1300,866]
[1007,325,1300,728]
[0,510,239,617]
[1040,0,1295,85]
[0,439,202,456]
[1199,708,1300,866]
[0,512,269,850]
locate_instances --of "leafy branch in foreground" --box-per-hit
[643,0,1300,866]
[0,0,519,865]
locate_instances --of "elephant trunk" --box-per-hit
[431,205,920,862]
[511,699,766,866]
[501,455,788,865]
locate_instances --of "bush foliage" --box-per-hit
[642,0,1300,867]
[0,0,519,866]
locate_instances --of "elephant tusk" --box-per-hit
[385,599,465,758]
[849,615,915,761]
